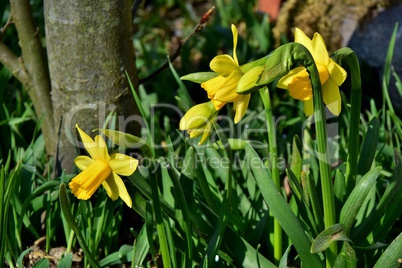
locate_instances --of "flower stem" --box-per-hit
[306,64,337,266]
[259,86,282,263]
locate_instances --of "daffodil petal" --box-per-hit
[76,125,97,158]
[93,135,110,162]
[109,153,138,176]
[294,27,313,53]
[210,55,239,76]
[233,94,251,123]
[304,97,314,116]
[179,102,214,130]
[199,120,213,144]
[322,79,342,116]
[112,172,132,208]
[287,71,313,101]
[211,99,226,110]
[201,75,226,99]
[327,59,347,86]
[231,24,239,65]
[102,174,119,200]
[311,33,329,66]
[74,155,94,170]
[277,67,306,88]
[213,71,243,102]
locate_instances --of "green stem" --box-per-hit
[305,64,337,266]
[259,87,282,263]
[337,50,361,192]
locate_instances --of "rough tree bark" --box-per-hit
[44,0,139,174]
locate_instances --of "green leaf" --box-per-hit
[213,138,247,151]
[373,232,402,268]
[17,247,32,268]
[180,72,218,84]
[96,128,152,157]
[59,184,100,268]
[57,252,73,268]
[32,258,50,268]
[311,224,350,253]
[132,225,150,267]
[290,135,302,182]
[244,142,323,267]
[99,245,132,266]
[168,56,194,111]
[203,122,233,267]
[357,117,380,175]
[334,242,356,268]
[340,167,382,234]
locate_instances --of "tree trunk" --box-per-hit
[44,0,139,174]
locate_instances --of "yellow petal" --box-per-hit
[199,120,214,144]
[210,55,239,76]
[76,125,97,159]
[201,75,226,99]
[102,174,119,200]
[179,102,215,130]
[327,59,347,86]
[213,71,243,102]
[294,28,313,53]
[277,67,306,89]
[303,97,314,116]
[74,155,94,170]
[231,24,239,65]
[93,135,110,162]
[233,94,251,123]
[112,171,132,207]
[311,33,329,66]
[322,79,342,116]
[109,153,138,176]
[211,99,226,110]
[317,64,330,85]
[69,159,111,200]
[287,69,313,101]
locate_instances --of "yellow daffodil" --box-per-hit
[277,28,347,116]
[201,24,263,123]
[179,101,217,144]
[69,125,138,207]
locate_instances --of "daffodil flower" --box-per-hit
[277,28,347,116]
[69,125,138,207]
[200,24,263,123]
[179,101,217,144]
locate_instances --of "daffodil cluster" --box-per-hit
[180,25,347,144]
[69,125,138,207]
[180,24,265,143]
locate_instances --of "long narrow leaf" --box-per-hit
[373,231,402,268]
[245,142,323,267]
[59,184,100,268]
[340,167,381,234]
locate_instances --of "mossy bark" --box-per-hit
[44,0,139,174]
